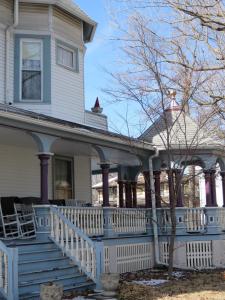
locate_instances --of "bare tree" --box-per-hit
[104,2,219,275]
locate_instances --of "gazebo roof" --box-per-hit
[140,99,223,150]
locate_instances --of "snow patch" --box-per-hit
[133,279,169,286]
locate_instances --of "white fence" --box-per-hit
[104,242,153,273]
[186,241,213,269]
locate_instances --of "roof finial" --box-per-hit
[91,97,103,113]
[165,89,181,111]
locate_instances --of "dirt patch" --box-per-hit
[119,269,225,300]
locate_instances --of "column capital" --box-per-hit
[100,163,110,170]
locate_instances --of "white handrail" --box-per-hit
[50,207,104,283]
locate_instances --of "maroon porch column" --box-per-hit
[220,171,225,207]
[210,170,218,207]
[174,169,184,207]
[101,164,110,207]
[125,181,132,208]
[38,154,51,204]
[131,181,137,208]
[118,180,124,208]
[204,170,212,207]
[153,171,161,208]
[143,171,152,208]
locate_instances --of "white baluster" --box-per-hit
[65,223,69,252]
[4,254,7,293]
[0,251,3,288]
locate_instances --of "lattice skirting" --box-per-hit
[104,242,153,273]
[159,240,217,269]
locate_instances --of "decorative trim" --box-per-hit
[14,34,51,104]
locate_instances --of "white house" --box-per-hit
[1,2,225,300]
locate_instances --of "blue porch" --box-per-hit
[1,205,225,299]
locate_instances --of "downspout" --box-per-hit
[148,147,161,265]
[5,0,19,104]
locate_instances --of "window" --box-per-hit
[53,156,74,200]
[21,39,43,101]
[56,41,78,71]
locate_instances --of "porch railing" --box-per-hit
[50,207,104,286]
[185,208,206,232]
[59,207,104,236]
[0,241,18,300]
[108,208,147,234]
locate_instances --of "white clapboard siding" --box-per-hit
[0,0,13,26]
[53,7,82,45]
[0,143,52,199]
[85,111,108,130]
[51,37,85,123]
[0,28,5,104]
[17,4,49,31]
[74,156,92,203]
[186,241,213,269]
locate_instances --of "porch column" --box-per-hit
[220,171,225,207]
[174,169,183,207]
[153,170,161,208]
[131,181,137,208]
[125,181,132,208]
[210,170,218,207]
[38,153,51,204]
[143,171,152,208]
[101,164,110,207]
[204,170,212,207]
[118,180,124,208]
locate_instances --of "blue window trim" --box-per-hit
[55,39,79,73]
[14,34,51,104]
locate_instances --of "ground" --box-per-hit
[118,269,225,300]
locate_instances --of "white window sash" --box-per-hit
[20,38,43,102]
[56,42,77,71]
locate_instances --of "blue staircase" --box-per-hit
[9,240,95,300]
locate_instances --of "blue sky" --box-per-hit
[74,0,145,136]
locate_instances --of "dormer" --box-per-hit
[0,0,108,130]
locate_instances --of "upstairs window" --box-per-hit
[56,41,78,72]
[21,39,43,101]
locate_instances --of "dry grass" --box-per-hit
[119,270,225,300]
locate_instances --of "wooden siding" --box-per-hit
[74,156,92,203]
[53,7,82,46]
[17,4,49,31]
[85,111,108,130]
[0,143,52,198]
[0,28,5,104]
[0,0,13,26]
[51,37,85,123]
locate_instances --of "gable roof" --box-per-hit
[140,101,222,149]
[20,0,97,42]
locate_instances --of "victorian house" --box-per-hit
[1,1,225,300]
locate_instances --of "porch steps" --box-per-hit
[10,241,95,300]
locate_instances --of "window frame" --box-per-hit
[52,155,75,201]
[56,40,79,72]
[19,38,43,102]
